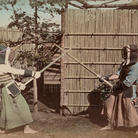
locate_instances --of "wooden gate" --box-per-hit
[62,9,138,114]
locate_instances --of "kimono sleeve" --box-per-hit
[0,65,33,77]
[123,64,138,87]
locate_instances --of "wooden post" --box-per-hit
[60,8,65,115]
[33,0,38,112]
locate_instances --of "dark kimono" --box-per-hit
[103,45,138,128]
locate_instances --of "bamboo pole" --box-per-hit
[65,33,138,36]
[64,62,121,65]
[55,45,113,87]
[24,44,75,86]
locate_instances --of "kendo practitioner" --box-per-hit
[0,45,41,134]
[99,44,138,135]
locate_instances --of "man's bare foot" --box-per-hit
[100,125,114,131]
[0,129,5,133]
[24,125,38,134]
[135,129,138,135]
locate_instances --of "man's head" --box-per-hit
[121,44,138,66]
[0,45,15,64]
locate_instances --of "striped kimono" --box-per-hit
[0,64,33,130]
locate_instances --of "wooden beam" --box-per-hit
[64,47,122,50]
[76,0,120,7]
[83,3,138,9]
[64,62,121,65]
[69,0,138,9]
[75,0,89,5]
[44,81,61,84]
[102,0,120,5]
[65,33,138,36]
[75,0,90,8]
[65,76,97,79]
[118,5,138,9]
[64,90,93,93]
[68,1,84,9]
[64,89,111,93]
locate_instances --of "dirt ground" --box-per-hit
[0,109,138,138]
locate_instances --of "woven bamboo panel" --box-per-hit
[64,9,138,114]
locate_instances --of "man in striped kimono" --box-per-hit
[100,44,138,135]
[0,45,41,134]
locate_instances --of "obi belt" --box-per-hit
[0,74,13,85]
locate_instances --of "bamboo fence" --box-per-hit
[63,9,138,113]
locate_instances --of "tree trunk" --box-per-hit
[33,0,38,112]
[33,72,38,112]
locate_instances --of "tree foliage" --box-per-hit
[0,0,66,67]
[0,0,67,112]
